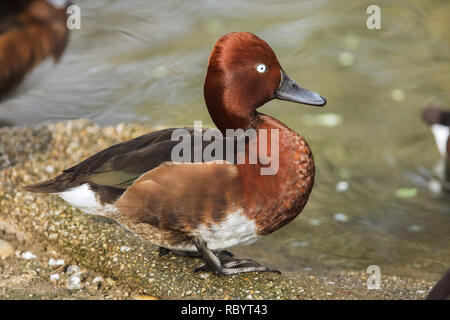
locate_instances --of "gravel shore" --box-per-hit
[0,120,437,299]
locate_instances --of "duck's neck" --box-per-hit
[206,102,258,133]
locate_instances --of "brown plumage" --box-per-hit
[0,0,70,100]
[25,32,326,274]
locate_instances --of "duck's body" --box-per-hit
[25,32,325,274]
[0,0,70,100]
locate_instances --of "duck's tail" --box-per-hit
[22,173,73,194]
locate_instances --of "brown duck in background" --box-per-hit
[0,0,71,100]
[421,105,450,191]
[426,268,450,300]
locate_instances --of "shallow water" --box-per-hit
[1,0,449,279]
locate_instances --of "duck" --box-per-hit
[426,268,450,300]
[24,32,326,275]
[421,105,450,188]
[0,0,71,100]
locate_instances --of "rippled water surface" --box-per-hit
[1,0,449,279]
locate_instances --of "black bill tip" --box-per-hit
[274,70,326,107]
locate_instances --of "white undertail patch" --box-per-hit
[57,183,119,216]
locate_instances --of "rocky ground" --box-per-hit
[0,120,438,299]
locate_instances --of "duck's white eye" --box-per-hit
[256,64,267,73]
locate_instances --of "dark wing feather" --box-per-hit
[63,128,176,176]
[24,127,227,193]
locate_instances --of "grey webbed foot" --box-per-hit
[193,238,281,275]
[158,247,170,256]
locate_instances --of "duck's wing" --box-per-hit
[24,127,226,193]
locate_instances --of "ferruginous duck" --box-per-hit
[24,32,326,275]
[0,0,71,100]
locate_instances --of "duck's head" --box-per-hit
[204,32,326,131]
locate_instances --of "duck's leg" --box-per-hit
[158,246,233,258]
[158,247,170,256]
[193,238,281,275]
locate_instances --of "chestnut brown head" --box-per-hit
[204,32,326,131]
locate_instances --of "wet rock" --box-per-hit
[0,119,438,300]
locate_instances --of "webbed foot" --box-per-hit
[193,238,281,275]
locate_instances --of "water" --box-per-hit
[1,0,449,279]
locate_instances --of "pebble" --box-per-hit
[93,276,104,284]
[20,251,36,260]
[120,246,131,253]
[66,265,81,274]
[48,258,65,267]
[44,165,55,174]
[48,233,59,240]
[50,273,60,282]
[0,239,14,257]
[67,273,82,290]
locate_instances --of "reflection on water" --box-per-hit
[1,0,449,279]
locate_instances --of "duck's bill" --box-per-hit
[274,70,326,107]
